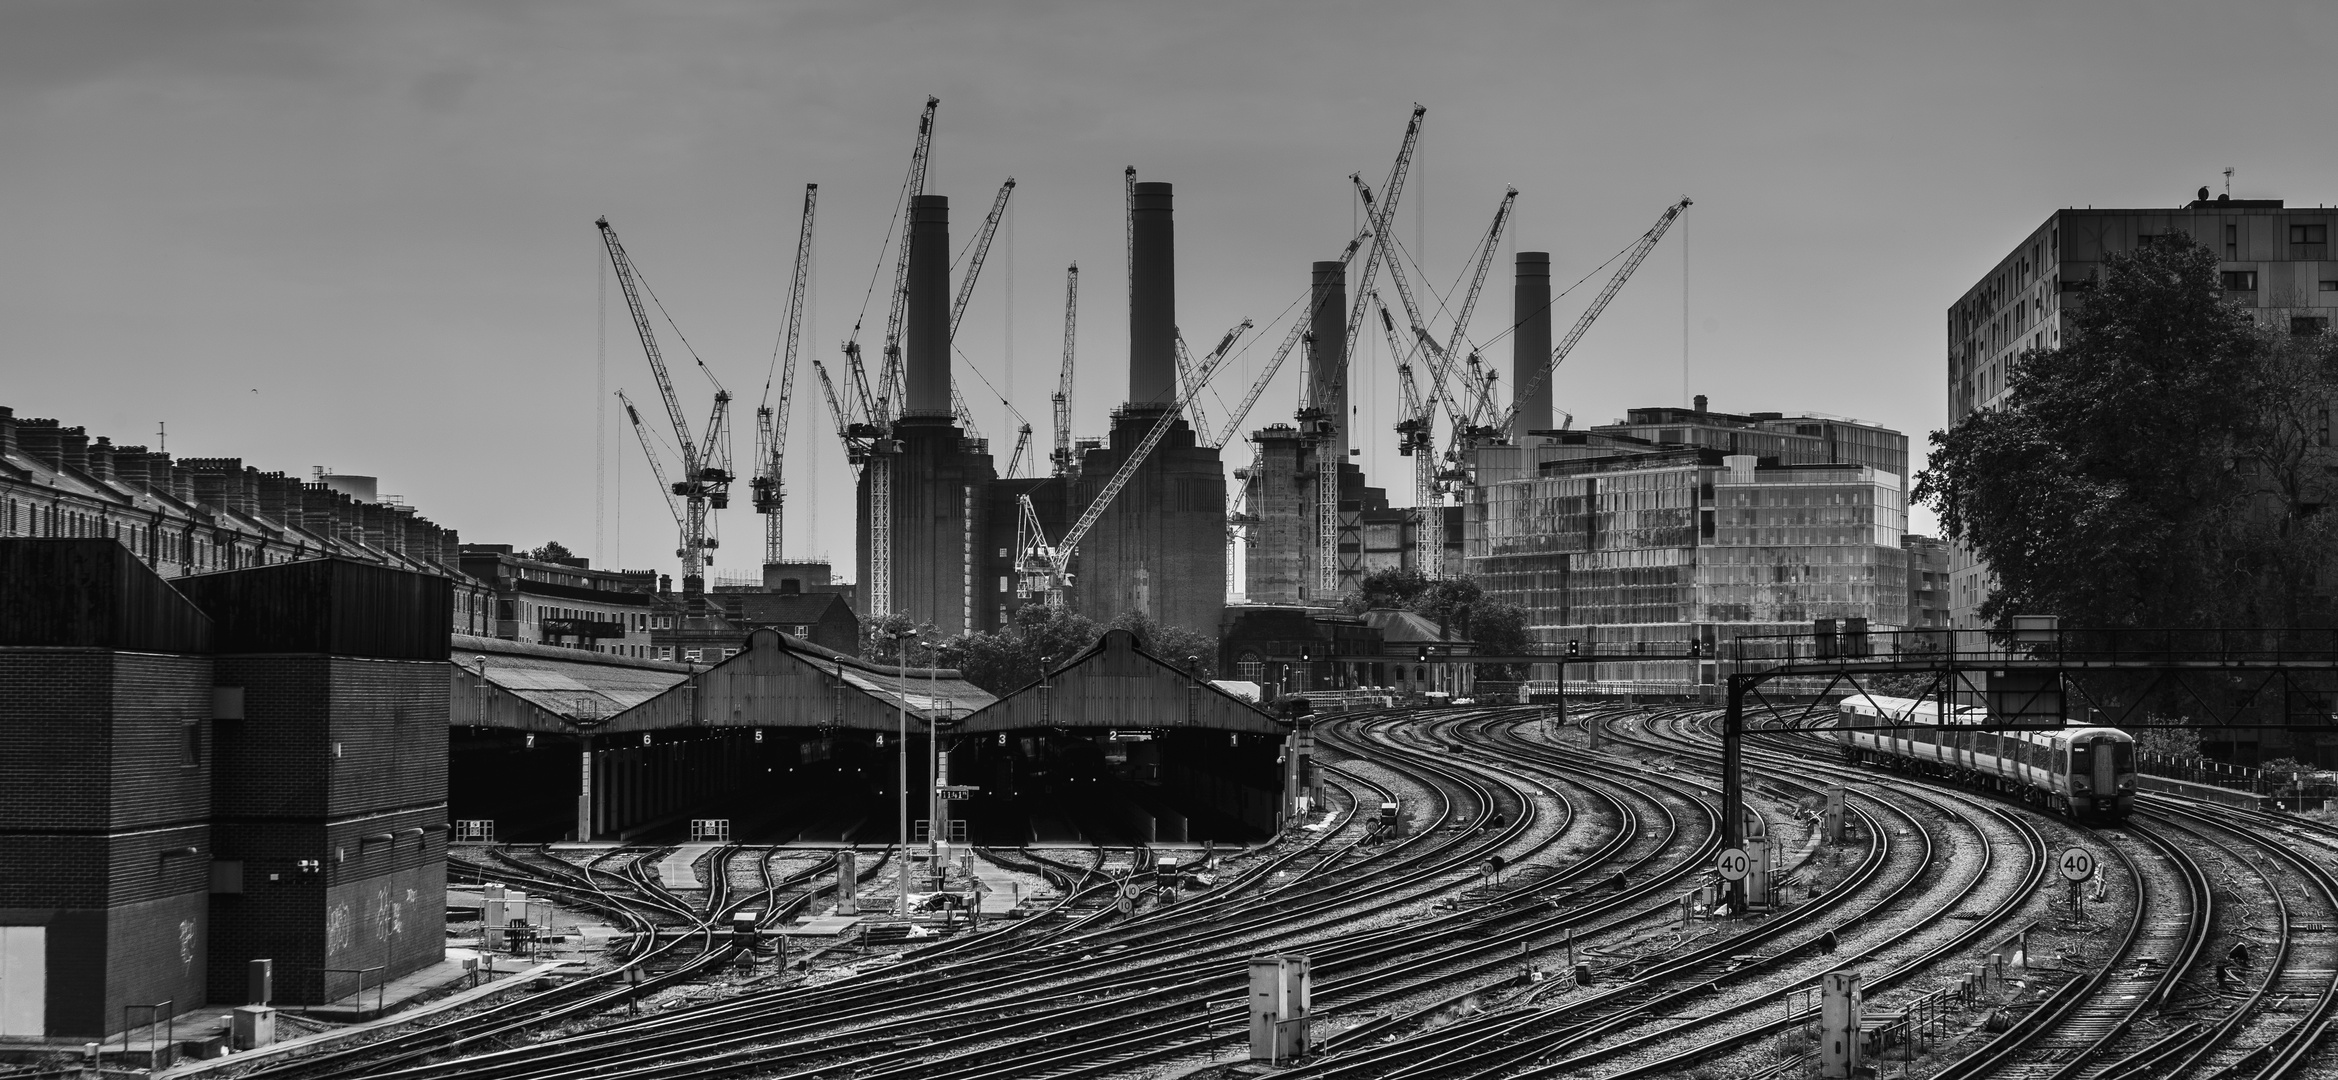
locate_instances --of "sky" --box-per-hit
[8,0,2338,583]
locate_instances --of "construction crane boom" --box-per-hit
[948,179,1016,339]
[1436,187,1517,416]
[1051,264,1079,477]
[1217,230,1367,449]
[876,97,940,421]
[1318,105,1424,598]
[1498,197,1691,433]
[618,391,682,527]
[1017,342,1228,603]
[597,216,730,606]
[811,358,854,446]
[754,184,817,565]
[1006,423,1032,478]
[597,219,701,478]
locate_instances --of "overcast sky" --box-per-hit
[8,1,2336,582]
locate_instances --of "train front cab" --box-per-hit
[2067,728,2136,822]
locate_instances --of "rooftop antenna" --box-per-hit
[157,421,166,453]
[2224,167,2234,196]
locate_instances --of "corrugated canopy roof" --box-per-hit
[451,633,694,730]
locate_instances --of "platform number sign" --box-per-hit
[2057,846,2097,883]
[1715,847,1751,882]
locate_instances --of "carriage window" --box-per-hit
[1976,732,2000,758]
[2053,748,2067,773]
[1912,726,1934,745]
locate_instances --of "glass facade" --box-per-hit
[1465,452,1909,692]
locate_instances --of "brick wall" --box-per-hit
[0,647,212,1036]
[206,655,446,1004]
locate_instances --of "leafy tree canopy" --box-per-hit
[529,541,577,563]
[1916,236,2338,628]
[918,606,1222,697]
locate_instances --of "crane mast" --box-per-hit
[597,216,730,611]
[1051,264,1079,478]
[754,184,817,566]
[1496,197,1692,434]
[1316,105,1423,599]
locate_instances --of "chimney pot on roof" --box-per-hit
[1693,394,1708,414]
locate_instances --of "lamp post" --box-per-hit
[891,627,919,916]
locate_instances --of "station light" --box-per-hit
[1566,640,1580,657]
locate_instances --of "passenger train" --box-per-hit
[1834,695,2136,823]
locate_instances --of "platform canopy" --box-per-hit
[450,633,696,734]
[594,626,992,734]
[958,628,1291,736]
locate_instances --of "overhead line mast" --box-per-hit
[754,183,818,568]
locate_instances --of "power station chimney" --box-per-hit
[1128,182,1177,407]
[1309,261,1347,458]
[1512,251,1552,438]
[906,194,952,417]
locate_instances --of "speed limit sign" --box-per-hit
[2057,846,2096,882]
[1715,847,1750,882]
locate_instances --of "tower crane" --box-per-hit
[1314,104,1424,599]
[596,216,732,614]
[825,98,940,619]
[1492,197,1692,435]
[1216,229,1369,450]
[753,183,817,567]
[1376,296,1446,579]
[876,96,940,419]
[1014,348,1229,606]
[1433,189,1517,420]
[1051,264,1080,478]
[1364,185,1515,578]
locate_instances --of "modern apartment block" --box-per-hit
[1945,194,2338,625]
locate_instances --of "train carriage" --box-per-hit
[1835,694,2134,823]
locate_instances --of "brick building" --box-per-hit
[0,541,449,1037]
[459,544,658,657]
[0,541,216,1039]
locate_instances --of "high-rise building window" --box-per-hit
[2294,316,2331,337]
[2322,281,2338,292]
[2226,223,2239,259]
[2221,271,2258,292]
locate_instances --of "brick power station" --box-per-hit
[857,183,1225,639]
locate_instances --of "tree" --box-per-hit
[859,612,939,666]
[929,604,1105,696]
[1110,610,1219,679]
[1466,600,1533,679]
[1916,235,2338,628]
[1344,567,1431,614]
[529,541,577,563]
